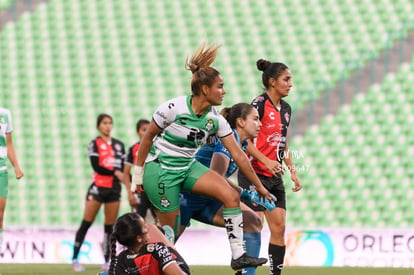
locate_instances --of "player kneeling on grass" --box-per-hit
[97,212,190,275]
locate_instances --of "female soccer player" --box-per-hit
[179,102,280,275]
[131,42,274,271]
[72,114,125,272]
[0,108,24,253]
[238,59,302,275]
[99,212,190,275]
[124,119,157,222]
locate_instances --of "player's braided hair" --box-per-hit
[185,41,221,96]
[221,103,254,129]
[108,234,117,275]
[108,213,145,275]
[256,59,288,89]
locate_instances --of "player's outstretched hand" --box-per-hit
[241,189,277,211]
[256,185,275,202]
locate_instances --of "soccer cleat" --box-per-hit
[241,189,277,211]
[72,259,85,272]
[230,253,268,270]
[97,271,108,275]
[101,261,110,271]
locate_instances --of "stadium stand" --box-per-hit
[0,0,14,10]
[286,58,414,228]
[0,0,413,227]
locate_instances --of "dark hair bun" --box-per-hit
[256,59,271,72]
[220,107,231,119]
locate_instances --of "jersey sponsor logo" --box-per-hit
[102,157,122,168]
[156,244,174,264]
[266,132,286,146]
[162,255,173,264]
[206,134,218,145]
[103,157,115,166]
[155,110,167,120]
[157,244,170,257]
[187,128,206,146]
[160,196,170,208]
[126,253,138,259]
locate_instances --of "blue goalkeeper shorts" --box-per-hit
[180,191,223,227]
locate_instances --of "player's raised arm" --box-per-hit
[220,134,273,201]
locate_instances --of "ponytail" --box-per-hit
[256,59,288,89]
[108,234,117,275]
[185,41,221,96]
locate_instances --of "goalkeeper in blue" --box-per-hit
[178,103,282,275]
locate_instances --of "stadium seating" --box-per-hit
[0,0,14,10]
[286,58,414,228]
[0,0,413,227]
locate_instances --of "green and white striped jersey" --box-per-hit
[0,108,12,169]
[150,96,232,168]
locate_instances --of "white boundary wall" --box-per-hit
[1,227,414,267]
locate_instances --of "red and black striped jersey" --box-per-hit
[125,142,140,166]
[88,137,125,188]
[251,93,291,177]
[113,242,190,275]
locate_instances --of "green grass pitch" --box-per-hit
[0,264,412,275]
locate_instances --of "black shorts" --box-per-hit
[86,183,121,203]
[238,171,286,211]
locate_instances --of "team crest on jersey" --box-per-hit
[284,112,290,123]
[205,119,214,131]
[114,143,122,151]
[100,143,107,150]
[160,196,170,208]
[147,244,155,252]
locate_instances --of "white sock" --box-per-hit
[223,207,245,259]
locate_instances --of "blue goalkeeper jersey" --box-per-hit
[195,129,248,178]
